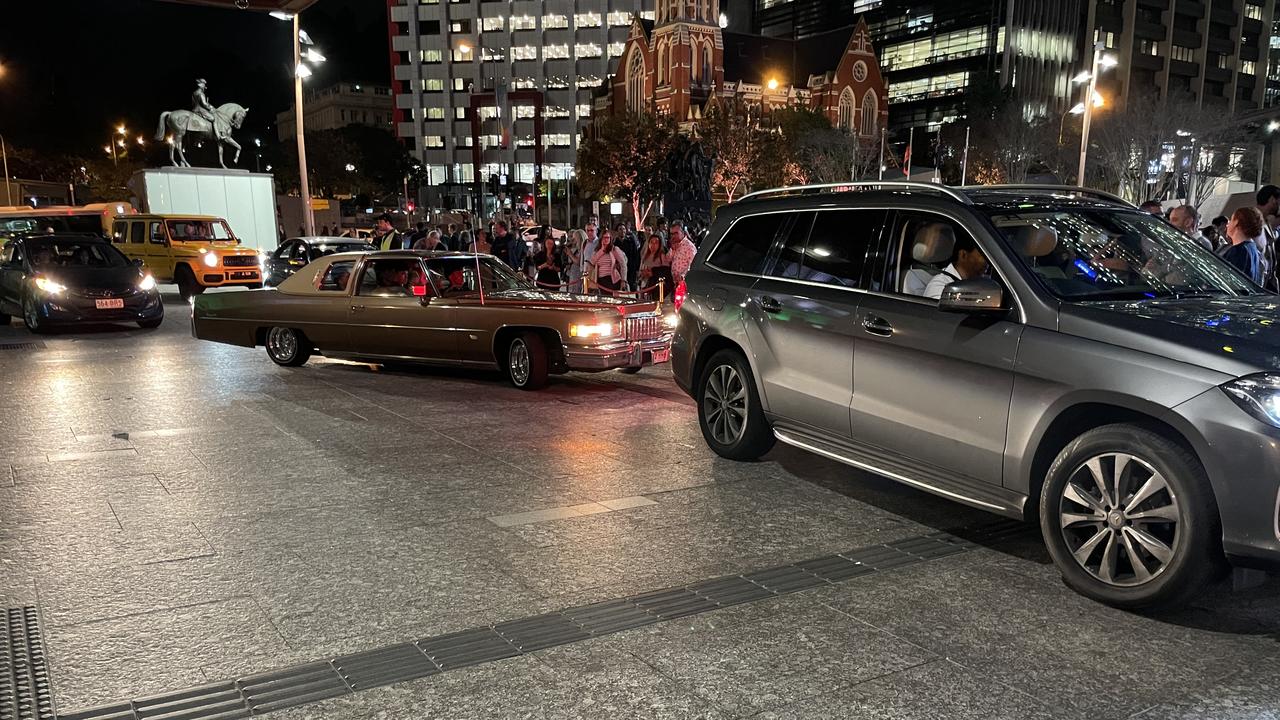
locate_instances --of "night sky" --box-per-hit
[0,0,388,158]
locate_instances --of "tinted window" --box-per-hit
[129,222,146,244]
[316,260,356,292]
[27,239,129,268]
[111,221,127,243]
[766,209,885,289]
[768,213,814,280]
[707,213,787,275]
[149,222,165,244]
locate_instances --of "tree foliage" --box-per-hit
[575,112,679,227]
[698,99,760,203]
[273,126,416,201]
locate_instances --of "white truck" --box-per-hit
[128,167,279,251]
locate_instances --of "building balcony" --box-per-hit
[1170,59,1200,77]
[1175,0,1206,18]
[390,4,411,23]
[1133,53,1165,71]
[1171,30,1201,49]
[1133,21,1168,40]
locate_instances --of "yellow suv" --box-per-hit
[110,214,262,300]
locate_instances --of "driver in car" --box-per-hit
[924,235,989,300]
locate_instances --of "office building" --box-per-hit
[274,82,396,142]
[385,0,653,211]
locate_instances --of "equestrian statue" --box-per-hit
[154,79,249,168]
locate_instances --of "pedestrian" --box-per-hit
[319,224,330,236]
[1255,185,1280,289]
[371,213,401,251]
[1139,200,1163,216]
[404,221,426,248]
[1223,206,1265,285]
[533,229,563,290]
[591,228,628,293]
[564,228,586,291]
[667,220,696,286]
[412,229,444,251]
[638,233,672,301]
[616,222,641,290]
[490,220,513,266]
[1168,205,1211,252]
[580,222,600,280]
[1208,215,1229,252]
[455,229,472,253]
[471,228,492,254]
[446,223,459,251]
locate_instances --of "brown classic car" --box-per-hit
[190,251,675,389]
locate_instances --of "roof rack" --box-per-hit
[737,181,973,205]
[964,184,1133,208]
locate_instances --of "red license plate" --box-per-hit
[651,347,670,364]
[95,298,124,310]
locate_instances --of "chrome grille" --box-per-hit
[222,255,259,267]
[624,314,661,341]
[74,288,135,299]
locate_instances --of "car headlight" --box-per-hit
[1222,374,1280,427]
[34,277,66,295]
[663,313,679,329]
[138,274,156,292]
[569,322,618,339]
[202,252,219,268]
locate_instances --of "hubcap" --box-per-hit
[267,327,296,361]
[509,339,530,385]
[1058,452,1181,587]
[703,364,747,446]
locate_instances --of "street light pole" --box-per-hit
[1077,42,1104,186]
[293,13,315,237]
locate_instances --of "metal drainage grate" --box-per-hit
[59,526,991,720]
[2,607,56,720]
[0,343,44,352]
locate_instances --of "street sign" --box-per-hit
[309,199,330,210]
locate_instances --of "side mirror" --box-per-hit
[132,258,144,267]
[938,278,1005,313]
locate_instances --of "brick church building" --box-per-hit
[597,1,888,140]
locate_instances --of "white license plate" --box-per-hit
[95,298,124,309]
[651,347,670,364]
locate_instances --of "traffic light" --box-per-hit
[524,194,534,208]
[405,200,415,213]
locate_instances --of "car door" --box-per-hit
[347,257,458,360]
[849,209,1023,486]
[741,209,887,438]
[142,220,169,280]
[0,241,26,315]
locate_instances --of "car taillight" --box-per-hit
[673,279,687,312]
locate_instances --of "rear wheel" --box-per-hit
[0,312,10,326]
[697,349,774,460]
[506,332,549,390]
[265,326,311,367]
[1039,424,1225,610]
[176,266,205,302]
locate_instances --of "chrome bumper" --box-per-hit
[564,337,672,370]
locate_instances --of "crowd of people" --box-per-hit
[360,212,698,301]
[1141,185,1280,289]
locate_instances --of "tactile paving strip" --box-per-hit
[2,607,55,720]
[58,522,1026,720]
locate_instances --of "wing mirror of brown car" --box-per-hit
[938,278,1005,314]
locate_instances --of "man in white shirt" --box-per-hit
[924,234,989,300]
[1169,205,1212,252]
[668,221,696,285]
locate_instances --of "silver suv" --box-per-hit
[672,182,1280,609]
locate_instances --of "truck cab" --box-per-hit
[110,214,262,300]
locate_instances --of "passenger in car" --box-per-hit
[924,234,988,300]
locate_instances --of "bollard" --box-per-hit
[658,279,665,305]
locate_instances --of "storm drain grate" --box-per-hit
[2,607,55,720]
[0,343,44,352]
[58,524,998,720]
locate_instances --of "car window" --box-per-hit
[356,258,426,297]
[707,212,789,275]
[767,213,814,280]
[149,222,166,245]
[764,210,885,289]
[316,260,356,292]
[2,242,18,265]
[111,221,127,243]
[27,239,129,268]
[129,221,146,245]
[890,212,984,300]
[288,242,308,261]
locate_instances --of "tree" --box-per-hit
[273,126,416,201]
[752,106,831,189]
[699,99,760,203]
[796,127,881,184]
[576,112,679,227]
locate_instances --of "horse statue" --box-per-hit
[154,103,249,169]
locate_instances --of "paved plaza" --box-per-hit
[2,294,1279,720]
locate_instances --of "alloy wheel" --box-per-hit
[1058,452,1181,587]
[509,339,530,386]
[703,364,747,445]
[267,327,297,363]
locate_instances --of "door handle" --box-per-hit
[350,304,366,312]
[862,314,894,337]
[757,295,782,313]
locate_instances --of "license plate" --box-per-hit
[651,347,670,364]
[230,271,257,280]
[95,298,124,310]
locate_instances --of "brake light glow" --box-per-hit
[412,284,427,296]
[673,279,687,312]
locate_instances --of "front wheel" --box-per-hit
[138,315,163,329]
[264,326,311,367]
[506,332,548,390]
[22,295,49,334]
[1039,424,1225,610]
[697,349,774,460]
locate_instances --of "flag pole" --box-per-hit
[961,126,971,186]
[878,128,886,181]
[905,126,914,178]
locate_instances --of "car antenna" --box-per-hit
[475,252,485,305]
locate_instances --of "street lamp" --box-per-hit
[1076,41,1117,186]
[273,11,326,237]
[766,77,779,90]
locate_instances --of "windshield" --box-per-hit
[0,215,102,237]
[987,208,1259,301]
[166,219,236,243]
[425,256,532,295]
[27,239,129,268]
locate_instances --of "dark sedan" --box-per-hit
[0,234,164,333]
[264,237,374,287]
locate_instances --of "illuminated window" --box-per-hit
[575,42,603,58]
[482,16,504,31]
[543,14,568,29]
[640,10,655,20]
[510,15,536,30]
[1138,39,1160,56]
[423,136,444,147]
[1245,2,1263,20]
[609,42,626,58]
[1243,60,1258,75]
[452,77,467,91]
[513,46,538,60]
[575,12,601,27]
[512,77,536,89]
[425,107,445,119]
[422,78,444,92]
[479,106,500,120]
[544,133,572,147]
[547,76,570,89]
[608,11,631,26]
[577,103,593,118]
[455,107,466,119]
[515,105,536,119]
[480,47,504,62]
[545,44,570,59]
[420,49,442,63]
[543,106,571,118]
[887,72,968,103]
[577,75,603,88]
[1171,45,1195,63]
[627,49,646,113]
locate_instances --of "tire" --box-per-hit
[137,316,163,329]
[1039,423,1225,610]
[22,295,49,334]
[619,366,643,374]
[506,331,549,390]
[264,326,312,367]
[697,349,774,460]
[176,266,205,302]
[0,312,9,326]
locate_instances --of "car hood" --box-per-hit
[1059,295,1280,377]
[472,288,657,313]
[38,266,142,291]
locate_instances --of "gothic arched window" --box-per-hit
[658,41,668,85]
[627,49,646,113]
[861,89,878,136]
[838,87,855,132]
